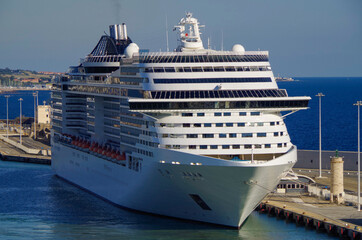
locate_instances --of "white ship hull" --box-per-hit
[52,141,296,228]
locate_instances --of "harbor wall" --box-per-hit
[296,150,360,171]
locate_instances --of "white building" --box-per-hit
[38,103,51,124]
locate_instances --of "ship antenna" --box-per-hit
[208,37,210,49]
[165,15,169,52]
[221,30,224,51]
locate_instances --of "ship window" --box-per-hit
[238,123,245,127]
[242,133,253,138]
[223,112,231,116]
[257,122,264,126]
[192,67,203,72]
[284,143,287,147]
[257,133,267,137]
[239,112,247,116]
[229,133,237,138]
[214,67,224,72]
[226,123,233,127]
[235,66,244,71]
[280,132,284,136]
[202,134,214,138]
[164,67,175,72]
[204,123,211,127]
[214,112,222,116]
[200,145,207,149]
[265,144,271,148]
[219,134,227,138]
[277,143,282,148]
[225,67,235,72]
[210,145,218,149]
[144,68,153,73]
[244,145,252,149]
[251,112,260,116]
[222,145,230,149]
[270,122,275,126]
[183,123,191,128]
[232,145,240,149]
[274,132,279,137]
[176,67,184,72]
[189,145,197,149]
[255,144,262,149]
[184,67,192,72]
[182,113,193,117]
[154,67,164,72]
[203,67,213,72]
[194,123,201,127]
[197,113,205,117]
[187,134,198,138]
[216,123,223,127]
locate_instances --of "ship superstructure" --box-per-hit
[51,13,310,228]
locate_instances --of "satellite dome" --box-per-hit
[232,44,245,53]
[125,43,139,58]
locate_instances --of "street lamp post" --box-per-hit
[19,98,23,145]
[5,95,10,138]
[33,92,38,140]
[354,101,361,211]
[316,93,325,178]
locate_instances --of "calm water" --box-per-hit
[0,90,50,120]
[278,77,362,151]
[0,161,337,240]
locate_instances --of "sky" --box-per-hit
[0,0,361,77]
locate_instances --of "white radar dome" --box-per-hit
[232,44,245,53]
[125,43,139,58]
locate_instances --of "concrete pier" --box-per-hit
[258,193,362,239]
[0,136,51,165]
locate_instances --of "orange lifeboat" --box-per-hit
[101,146,107,155]
[110,149,116,159]
[93,143,99,152]
[106,147,112,157]
[97,145,103,154]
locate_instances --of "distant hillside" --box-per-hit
[0,67,62,87]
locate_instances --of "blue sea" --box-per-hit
[278,77,362,151]
[0,77,361,239]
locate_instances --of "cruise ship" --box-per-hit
[51,13,310,228]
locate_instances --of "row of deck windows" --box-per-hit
[150,89,287,99]
[139,54,268,63]
[163,132,285,138]
[164,143,288,150]
[153,77,271,84]
[143,66,271,73]
[181,122,280,128]
[159,121,281,128]
[181,112,260,117]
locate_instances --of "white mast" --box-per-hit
[165,15,169,52]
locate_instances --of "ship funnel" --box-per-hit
[109,24,128,40]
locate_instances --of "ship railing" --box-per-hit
[135,50,269,57]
